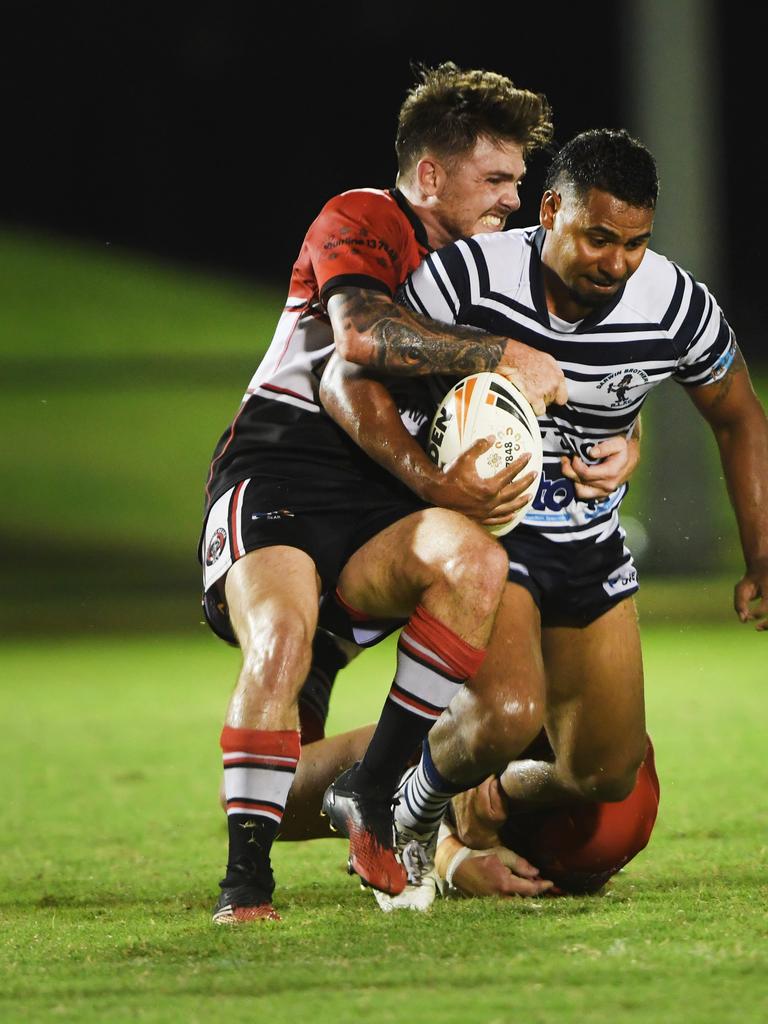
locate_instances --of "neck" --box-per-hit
[397,180,454,250]
[540,263,591,322]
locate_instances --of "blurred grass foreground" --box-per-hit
[0,228,760,638]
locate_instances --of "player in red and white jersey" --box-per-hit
[203,187,432,508]
[201,64,567,924]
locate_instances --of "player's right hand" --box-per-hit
[423,441,535,524]
[734,556,768,631]
[561,433,641,499]
[496,339,568,415]
[451,847,555,899]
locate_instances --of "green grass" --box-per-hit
[1,229,278,600]
[0,229,283,359]
[1,625,766,1023]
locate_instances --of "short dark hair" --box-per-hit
[545,129,659,209]
[395,62,553,177]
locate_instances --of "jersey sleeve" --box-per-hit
[672,276,737,386]
[399,239,474,326]
[304,191,412,302]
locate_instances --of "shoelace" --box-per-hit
[400,839,430,885]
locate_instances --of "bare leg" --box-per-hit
[323,509,509,894]
[224,546,321,729]
[213,546,322,920]
[338,507,509,648]
[426,582,546,783]
[334,507,509,792]
[500,597,646,806]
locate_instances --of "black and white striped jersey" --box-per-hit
[401,226,736,544]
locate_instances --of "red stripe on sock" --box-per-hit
[223,756,298,771]
[388,687,442,718]
[226,801,284,819]
[404,605,486,680]
[398,631,460,679]
[220,726,301,759]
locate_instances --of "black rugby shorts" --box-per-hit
[200,476,425,645]
[501,524,639,627]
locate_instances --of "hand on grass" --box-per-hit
[451,846,554,898]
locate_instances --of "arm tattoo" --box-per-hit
[336,288,504,376]
[373,317,504,375]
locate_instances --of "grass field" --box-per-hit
[2,228,766,1020]
[2,622,766,1024]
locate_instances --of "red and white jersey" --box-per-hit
[205,188,429,509]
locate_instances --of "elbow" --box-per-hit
[334,331,372,366]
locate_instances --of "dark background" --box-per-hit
[3,3,761,359]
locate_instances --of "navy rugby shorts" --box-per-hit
[200,476,425,645]
[502,524,639,627]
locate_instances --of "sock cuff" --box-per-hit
[420,738,466,795]
[326,590,408,649]
[220,726,301,760]
[404,605,486,679]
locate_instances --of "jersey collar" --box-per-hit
[529,226,627,332]
[390,188,432,252]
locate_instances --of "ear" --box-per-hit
[540,189,561,229]
[415,156,446,199]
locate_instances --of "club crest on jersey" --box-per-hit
[597,368,650,407]
[205,528,227,566]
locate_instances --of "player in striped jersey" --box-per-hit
[200,64,566,923]
[319,128,768,905]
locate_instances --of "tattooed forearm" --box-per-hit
[372,317,504,374]
[328,287,505,376]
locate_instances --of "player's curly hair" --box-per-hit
[395,62,553,176]
[545,129,659,208]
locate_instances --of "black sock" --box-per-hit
[222,815,277,895]
[297,629,348,742]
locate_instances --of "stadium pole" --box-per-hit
[622,0,724,575]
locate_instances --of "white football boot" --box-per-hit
[372,769,440,913]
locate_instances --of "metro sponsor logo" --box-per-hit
[530,475,576,512]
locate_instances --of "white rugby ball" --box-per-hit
[426,372,543,537]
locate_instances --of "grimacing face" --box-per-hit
[540,186,654,316]
[433,136,527,243]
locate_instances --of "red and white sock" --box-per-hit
[358,604,485,794]
[220,726,300,881]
